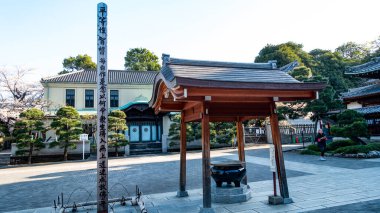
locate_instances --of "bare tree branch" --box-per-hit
[0,66,50,133]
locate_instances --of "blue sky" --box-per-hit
[1,0,379,81]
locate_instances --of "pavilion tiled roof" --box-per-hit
[41,70,158,84]
[150,54,325,108]
[345,57,380,77]
[341,83,380,100]
[118,95,149,111]
[354,105,380,115]
[160,56,300,84]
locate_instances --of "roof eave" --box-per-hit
[174,77,326,91]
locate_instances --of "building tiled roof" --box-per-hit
[279,61,299,73]
[41,70,158,84]
[341,83,380,99]
[161,56,300,84]
[345,57,380,76]
[354,105,380,115]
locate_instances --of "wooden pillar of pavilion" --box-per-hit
[236,119,247,185]
[269,102,292,202]
[201,102,212,210]
[177,111,189,197]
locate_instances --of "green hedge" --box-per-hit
[327,140,357,151]
[306,144,320,152]
[300,149,320,155]
[334,143,380,154]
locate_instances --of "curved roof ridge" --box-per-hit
[168,57,276,70]
[41,70,158,84]
[346,57,380,75]
[354,105,380,115]
[109,69,159,73]
[342,83,380,99]
[41,70,85,81]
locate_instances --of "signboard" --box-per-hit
[269,144,276,172]
[80,134,88,141]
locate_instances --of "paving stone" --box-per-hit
[253,203,301,213]
[225,202,268,212]
[325,193,365,203]
[305,198,380,213]
[235,210,258,213]
[290,198,336,209]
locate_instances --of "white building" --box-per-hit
[38,70,171,155]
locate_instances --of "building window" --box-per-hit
[85,90,94,108]
[110,90,119,107]
[66,89,75,107]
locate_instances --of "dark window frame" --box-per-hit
[66,89,75,107]
[110,90,119,108]
[85,89,94,108]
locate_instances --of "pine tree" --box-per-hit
[108,110,128,157]
[14,108,46,164]
[50,106,82,161]
[168,114,235,145]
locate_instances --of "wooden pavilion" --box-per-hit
[149,54,325,211]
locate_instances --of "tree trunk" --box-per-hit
[63,142,68,161]
[350,137,367,145]
[28,142,33,164]
[115,146,118,157]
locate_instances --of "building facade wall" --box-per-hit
[347,101,363,109]
[43,82,153,114]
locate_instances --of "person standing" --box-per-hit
[316,129,327,161]
[232,135,237,149]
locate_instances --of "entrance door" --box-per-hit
[141,125,151,142]
[130,125,140,142]
[152,125,157,141]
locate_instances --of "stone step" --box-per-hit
[130,148,162,155]
[130,142,162,150]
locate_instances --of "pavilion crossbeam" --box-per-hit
[208,116,264,122]
[185,87,317,99]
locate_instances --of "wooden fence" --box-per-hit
[244,127,267,144]
[279,124,315,144]
[244,124,316,144]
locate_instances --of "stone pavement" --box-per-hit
[2,144,380,213]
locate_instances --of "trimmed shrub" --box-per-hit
[300,149,320,155]
[330,110,368,138]
[334,143,380,154]
[327,140,357,151]
[306,144,320,152]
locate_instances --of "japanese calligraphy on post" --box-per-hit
[97,2,108,212]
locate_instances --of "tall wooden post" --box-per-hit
[96,3,108,212]
[236,119,247,185]
[177,111,189,197]
[269,102,291,202]
[201,102,212,211]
